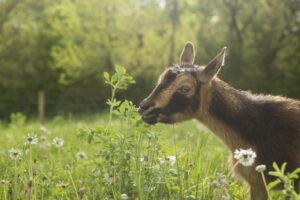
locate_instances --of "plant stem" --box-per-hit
[261,172,272,200]
[30,145,33,179]
[14,160,17,199]
[68,171,80,200]
[3,184,7,200]
[108,87,116,124]
[216,161,240,200]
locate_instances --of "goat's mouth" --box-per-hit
[141,113,158,124]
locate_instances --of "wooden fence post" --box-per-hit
[38,90,45,124]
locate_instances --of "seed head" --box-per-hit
[40,126,50,134]
[24,133,38,145]
[1,180,9,184]
[255,164,266,173]
[234,148,256,166]
[79,187,86,198]
[52,137,64,148]
[211,180,220,188]
[121,193,129,200]
[76,152,88,160]
[9,148,23,160]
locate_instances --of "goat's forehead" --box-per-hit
[159,65,198,81]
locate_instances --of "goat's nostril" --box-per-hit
[141,104,150,110]
[138,101,154,114]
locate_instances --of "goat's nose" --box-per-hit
[138,101,154,114]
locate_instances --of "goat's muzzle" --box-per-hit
[138,101,157,124]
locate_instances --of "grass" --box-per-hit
[0,111,249,200]
[1,65,299,199]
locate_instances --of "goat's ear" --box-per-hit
[180,41,195,65]
[198,47,227,83]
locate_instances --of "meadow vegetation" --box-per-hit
[0,67,300,200]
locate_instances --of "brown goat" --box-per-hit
[138,42,300,200]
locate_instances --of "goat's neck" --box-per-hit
[196,78,254,151]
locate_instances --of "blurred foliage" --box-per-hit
[0,0,300,119]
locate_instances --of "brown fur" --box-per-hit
[138,42,300,200]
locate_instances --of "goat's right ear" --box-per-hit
[180,41,195,65]
[198,47,227,83]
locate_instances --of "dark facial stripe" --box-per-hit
[149,70,177,99]
[150,73,201,116]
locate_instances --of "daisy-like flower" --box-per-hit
[24,133,38,145]
[256,164,266,173]
[76,152,88,160]
[8,148,23,160]
[52,137,64,148]
[234,148,256,166]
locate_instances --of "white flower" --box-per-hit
[1,180,9,184]
[24,133,38,145]
[8,148,23,160]
[52,137,64,148]
[40,126,50,134]
[159,155,176,166]
[121,193,128,200]
[140,157,144,162]
[165,156,176,166]
[256,165,266,173]
[76,152,87,160]
[234,148,256,166]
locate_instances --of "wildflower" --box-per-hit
[52,137,64,148]
[256,165,266,173]
[121,193,129,200]
[234,148,256,166]
[76,152,88,160]
[40,126,50,134]
[24,133,38,145]
[1,180,9,184]
[79,187,86,198]
[40,141,51,150]
[40,136,48,142]
[219,175,228,187]
[65,165,70,171]
[8,148,23,160]
[211,180,220,188]
[165,156,176,166]
[189,163,195,168]
[56,182,69,188]
[140,157,144,162]
[159,155,176,166]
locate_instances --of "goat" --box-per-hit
[138,42,300,200]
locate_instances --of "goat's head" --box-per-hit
[138,42,226,124]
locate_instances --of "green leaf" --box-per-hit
[269,171,282,177]
[292,168,300,175]
[268,179,281,190]
[104,72,110,81]
[273,162,280,172]
[281,162,287,174]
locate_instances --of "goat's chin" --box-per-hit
[141,114,158,124]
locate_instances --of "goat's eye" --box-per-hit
[179,85,190,93]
